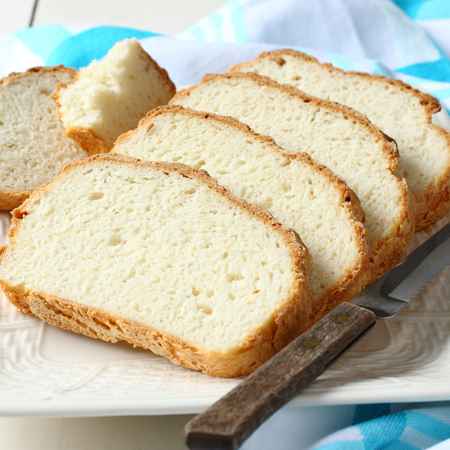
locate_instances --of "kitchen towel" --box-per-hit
[1,1,450,449]
[1,0,450,110]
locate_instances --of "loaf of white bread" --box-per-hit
[230,49,450,230]
[171,73,414,284]
[0,67,87,210]
[0,155,310,377]
[56,40,176,153]
[114,106,368,319]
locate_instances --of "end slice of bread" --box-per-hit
[0,154,309,377]
[56,40,176,153]
[230,49,450,230]
[0,67,88,210]
[171,73,413,284]
[114,106,368,320]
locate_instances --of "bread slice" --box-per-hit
[0,67,88,211]
[114,106,368,319]
[230,49,450,230]
[171,73,413,283]
[0,154,310,377]
[56,40,176,153]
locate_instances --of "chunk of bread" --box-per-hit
[0,67,88,210]
[56,40,176,153]
[114,106,367,319]
[0,154,309,377]
[230,50,450,230]
[171,73,413,283]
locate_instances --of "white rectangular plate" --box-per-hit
[1,115,449,417]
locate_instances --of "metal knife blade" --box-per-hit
[354,223,450,318]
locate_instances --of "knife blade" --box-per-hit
[355,223,450,317]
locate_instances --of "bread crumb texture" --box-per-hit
[115,106,368,317]
[0,156,309,376]
[0,67,86,200]
[231,50,450,229]
[171,73,411,285]
[58,40,175,150]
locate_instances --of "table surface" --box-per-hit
[0,2,356,449]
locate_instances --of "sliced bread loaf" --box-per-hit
[0,154,309,377]
[56,40,176,153]
[230,50,450,230]
[171,73,413,283]
[0,67,87,210]
[114,106,368,319]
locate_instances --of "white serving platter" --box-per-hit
[0,115,449,418]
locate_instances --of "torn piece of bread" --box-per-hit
[171,73,413,283]
[0,154,310,377]
[56,40,176,153]
[0,67,87,210]
[230,49,450,230]
[114,106,368,319]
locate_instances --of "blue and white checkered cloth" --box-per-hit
[1,1,450,448]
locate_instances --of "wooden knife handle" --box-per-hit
[185,302,376,450]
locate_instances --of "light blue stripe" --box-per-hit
[407,412,450,441]
[46,26,157,68]
[396,58,450,82]
[360,412,407,449]
[383,440,420,450]
[429,87,450,100]
[190,26,207,42]
[209,11,225,41]
[314,441,364,450]
[15,25,71,61]
[393,0,450,20]
[230,0,248,42]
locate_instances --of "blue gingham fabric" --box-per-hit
[312,405,450,450]
[1,1,450,449]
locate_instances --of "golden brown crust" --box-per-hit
[116,105,369,321]
[0,281,304,378]
[0,191,29,211]
[0,65,76,88]
[230,49,450,231]
[65,126,111,154]
[54,41,176,154]
[415,137,450,230]
[0,66,81,210]
[1,154,310,378]
[231,49,441,113]
[171,74,413,289]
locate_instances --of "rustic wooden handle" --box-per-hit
[185,302,376,450]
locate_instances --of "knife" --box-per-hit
[185,223,450,450]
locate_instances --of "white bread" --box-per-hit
[171,73,413,283]
[114,106,368,319]
[0,67,87,210]
[56,40,176,153]
[231,50,450,230]
[0,154,310,377]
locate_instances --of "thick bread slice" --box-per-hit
[56,40,175,153]
[114,106,368,319]
[171,73,413,283]
[231,50,450,230]
[0,66,87,210]
[0,154,309,377]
